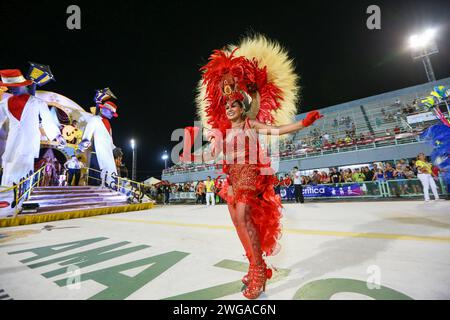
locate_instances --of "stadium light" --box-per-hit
[408,28,439,82]
[130,139,137,180]
[409,28,437,49]
[161,150,169,169]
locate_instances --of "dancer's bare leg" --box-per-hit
[227,186,239,226]
[226,187,262,265]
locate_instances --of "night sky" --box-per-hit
[1,0,449,180]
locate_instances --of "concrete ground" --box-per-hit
[0,200,449,300]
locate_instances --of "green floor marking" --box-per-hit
[33,242,150,278]
[293,278,414,300]
[8,237,108,264]
[54,250,189,300]
[164,259,290,300]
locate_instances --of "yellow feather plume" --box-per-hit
[231,35,300,126]
[196,34,300,131]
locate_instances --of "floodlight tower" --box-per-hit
[408,28,439,82]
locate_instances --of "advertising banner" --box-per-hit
[280,184,363,199]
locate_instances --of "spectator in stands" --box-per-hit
[373,168,386,184]
[393,126,401,135]
[330,135,336,144]
[362,166,376,195]
[404,165,420,194]
[372,162,379,172]
[311,170,321,185]
[330,168,341,185]
[416,153,440,202]
[412,99,419,112]
[393,163,408,196]
[384,163,395,180]
[344,135,352,144]
[398,159,407,170]
[300,175,308,185]
[359,133,366,142]
[363,166,374,182]
[350,122,356,136]
[406,104,415,114]
[282,174,292,187]
[352,168,365,183]
[410,159,419,176]
[320,171,330,184]
[345,116,352,128]
[343,169,353,182]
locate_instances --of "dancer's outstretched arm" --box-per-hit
[249,111,323,135]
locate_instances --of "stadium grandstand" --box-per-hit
[161,77,450,186]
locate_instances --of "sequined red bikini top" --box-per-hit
[223,118,264,165]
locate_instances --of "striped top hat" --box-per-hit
[100,101,118,117]
[0,69,33,87]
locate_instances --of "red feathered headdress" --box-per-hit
[198,36,296,135]
[182,35,299,161]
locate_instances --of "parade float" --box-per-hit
[420,85,450,196]
[0,63,153,227]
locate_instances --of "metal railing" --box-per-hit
[164,178,447,202]
[276,133,420,161]
[162,134,422,177]
[86,167,146,204]
[0,166,46,217]
[279,178,447,199]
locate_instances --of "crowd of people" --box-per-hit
[153,153,446,203]
[276,155,443,200]
[146,175,226,205]
[374,98,419,125]
[163,127,416,177]
[163,99,427,177]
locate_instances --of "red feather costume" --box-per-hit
[193,35,303,298]
[198,39,300,257]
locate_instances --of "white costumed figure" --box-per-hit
[79,99,118,184]
[0,69,66,186]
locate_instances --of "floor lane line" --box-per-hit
[91,216,450,244]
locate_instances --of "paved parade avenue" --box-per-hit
[1,201,449,300]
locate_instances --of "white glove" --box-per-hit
[78,139,91,152]
[56,134,67,149]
